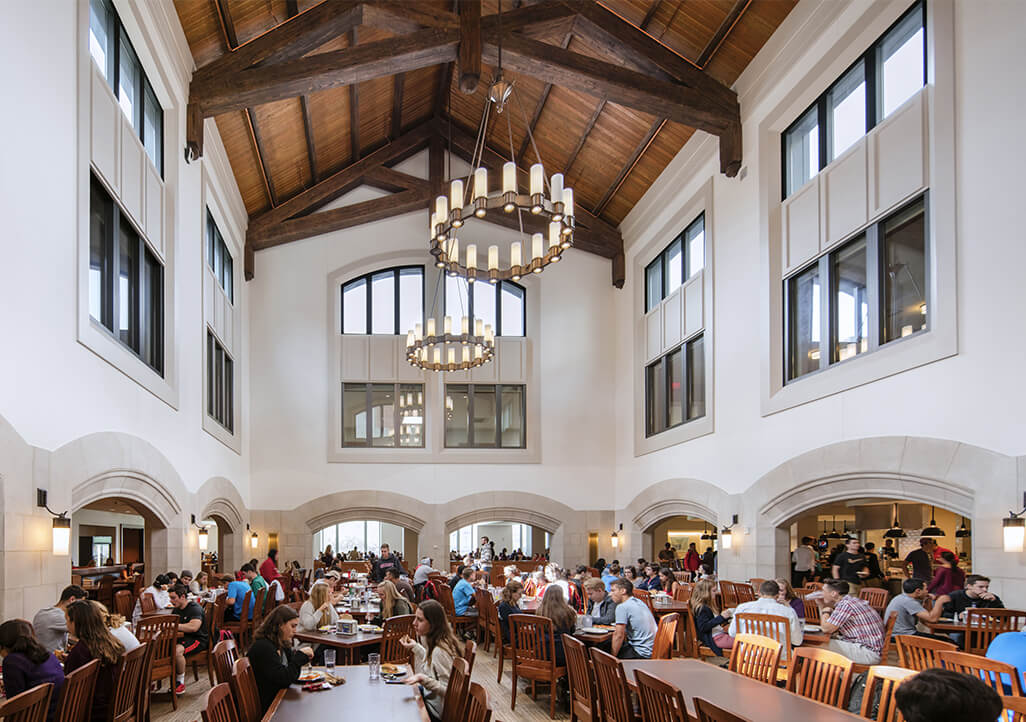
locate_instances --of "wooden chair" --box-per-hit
[733,612,793,671]
[749,579,766,591]
[464,682,492,722]
[250,588,268,631]
[682,607,717,659]
[134,615,179,710]
[589,648,637,722]
[380,614,415,665]
[635,668,687,722]
[965,609,1026,656]
[109,642,149,722]
[441,656,471,722]
[211,639,238,685]
[434,582,476,632]
[859,588,889,617]
[0,683,53,722]
[786,647,854,709]
[728,634,781,686]
[940,650,1025,696]
[853,612,898,675]
[464,639,477,677]
[200,683,239,722]
[633,589,655,614]
[673,584,692,604]
[1001,695,1026,722]
[509,614,567,719]
[475,590,501,654]
[694,698,749,722]
[134,634,158,722]
[719,582,738,609]
[804,582,823,591]
[114,590,134,621]
[860,665,916,722]
[803,598,821,624]
[139,593,156,616]
[652,612,679,660]
[219,590,252,652]
[895,635,957,671]
[228,658,261,722]
[734,584,757,604]
[53,659,98,722]
[190,597,221,687]
[564,635,599,722]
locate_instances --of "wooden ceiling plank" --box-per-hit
[639,1,661,31]
[212,0,238,50]
[300,95,319,183]
[594,117,665,215]
[361,1,458,33]
[349,28,361,161]
[458,0,482,94]
[696,0,752,68]
[563,98,605,177]
[246,108,278,207]
[286,0,299,19]
[435,62,454,117]
[391,72,405,139]
[515,27,574,166]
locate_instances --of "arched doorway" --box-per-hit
[71,494,169,582]
[643,514,720,571]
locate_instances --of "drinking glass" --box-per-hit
[324,649,336,674]
[582,614,593,629]
[368,653,381,680]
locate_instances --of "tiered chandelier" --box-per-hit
[405,313,495,372]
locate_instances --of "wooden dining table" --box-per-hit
[294,629,384,665]
[266,665,428,722]
[619,659,862,720]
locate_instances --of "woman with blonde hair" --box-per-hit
[775,578,806,620]
[537,584,576,666]
[689,578,734,656]
[400,600,464,721]
[90,601,140,652]
[298,581,339,631]
[375,579,413,624]
[190,571,209,595]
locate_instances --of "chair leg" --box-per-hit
[497,647,504,684]
[206,653,215,686]
[549,676,556,720]
[511,672,518,710]
[169,672,178,709]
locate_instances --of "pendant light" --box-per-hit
[884,503,907,539]
[955,517,971,538]
[921,506,945,537]
[700,523,711,541]
[818,520,829,543]
[827,516,844,539]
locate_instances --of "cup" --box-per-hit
[368,653,380,680]
[324,649,336,673]
[582,614,593,629]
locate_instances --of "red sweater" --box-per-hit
[928,566,965,596]
[259,557,281,585]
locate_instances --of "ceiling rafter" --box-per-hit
[458,0,482,94]
[349,27,361,162]
[594,117,665,216]
[639,1,661,31]
[391,73,405,139]
[515,26,575,166]
[285,1,318,188]
[697,0,752,68]
[563,98,606,179]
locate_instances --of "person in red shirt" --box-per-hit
[259,549,282,587]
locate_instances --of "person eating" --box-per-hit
[400,601,464,721]
[63,600,125,722]
[609,578,657,659]
[32,584,87,653]
[246,606,314,714]
[169,584,207,695]
[0,620,65,722]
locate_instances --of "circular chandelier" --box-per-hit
[405,314,495,372]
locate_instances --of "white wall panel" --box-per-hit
[471,351,498,382]
[222,298,233,354]
[645,308,662,362]
[782,178,820,273]
[662,289,682,351]
[369,336,397,380]
[340,337,369,381]
[203,273,214,326]
[144,163,163,256]
[870,91,926,217]
[119,116,144,226]
[397,354,424,382]
[497,338,527,383]
[684,274,703,338]
[822,140,867,248]
[90,70,118,192]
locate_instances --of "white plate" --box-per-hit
[804,624,822,632]
[579,627,609,635]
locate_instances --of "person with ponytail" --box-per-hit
[64,600,125,722]
[400,600,464,721]
[0,620,65,721]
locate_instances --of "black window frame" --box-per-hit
[781,1,926,200]
[206,211,234,304]
[341,382,426,448]
[206,330,234,433]
[784,192,929,383]
[644,213,705,312]
[644,334,705,437]
[89,173,164,376]
[89,0,164,177]
[444,384,527,449]
[341,266,425,335]
[443,278,528,337]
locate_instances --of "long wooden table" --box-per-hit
[294,629,383,665]
[266,665,428,722]
[619,659,862,720]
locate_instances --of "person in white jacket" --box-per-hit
[400,600,465,720]
[298,581,339,631]
[727,579,804,660]
[132,574,171,626]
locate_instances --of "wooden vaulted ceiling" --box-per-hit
[174,0,795,284]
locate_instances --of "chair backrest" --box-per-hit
[1001,695,1026,722]
[236,590,253,635]
[859,588,889,616]
[133,634,157,722]
[860,665,916,722]
[804,582,823,591]
[734,583,757,604]
[652,612,679,660]
[894,635,956,671]
[139,592,156,615]
[464,682,492,722]
[209,594,227,639]
[464,639,477,676]
[803,598,821,624]
[251,587,268,629]
[719,582,738,609]
[682,606,703,658]
[229,658,261,722]
[879,612,898,663]
[510,614,556,673]
[109,641,149,722]
[734,613,792,662]
[965,609,1026,656]
[728,633,781,685]
[635,668,687,722]
[212,639,239,685]
[563,635,599,722]
[589,647,634,722]
[673,584,692,603]
[477,589,500,631]
[201,683,239,722]
[749,578,765,590]
[0,683,54,722]
[694,697,748,722]
[114,590,133,621]
[786,647,853,709]
[940,650,1025,696]
[380,614,415,665]
[54,658,99,722]
[434,583,458,624]
[134,614,178,676]
[440,656,470,722]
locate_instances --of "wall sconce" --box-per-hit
[192,515,209,551]
[248,523,259,550]
[37,489,70,556]
[610,523,623,549]
[720,514,738,550]
[1003,493,1026,553]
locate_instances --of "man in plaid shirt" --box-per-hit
[816,579,884,664]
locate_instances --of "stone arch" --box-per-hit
[296,490,429,534]
[71,470,180,528]
[621,477,731,562]
[442,492,573,536]
[196,478,247,576]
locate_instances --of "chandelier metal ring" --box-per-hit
[405,316,496,371]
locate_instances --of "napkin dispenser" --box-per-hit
[337,617,358,636]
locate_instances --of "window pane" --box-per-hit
[342,279,367,334]
[397,268,423,336]
[500,386,524,448]
[785,106,819,197]
[473,282,497,333]
[445,275,470,322]
[88,0,110,79]
[214,344,224,422]
[833,236,868,362]
[140,245,163,374]
[224,353,233,432]
[787,264,821,380]
[370,271,395,334]
[118,220,139,350]
[143,82,162,175]
[472,386,497,447]
[337,522,363,554]
[207,333,215,417]
[882,197,927,343]
[687,216,705,277]
[645,360,665,436]
[342,383,369,446]
[89,178,112,328]
[687,335,705,420]
[206,216,215,270]
[445,385,470,447]
[665,238,683,293]
[117,33,139,126]
[369,384,395,446]
[880,6,925,118]
[322,525,338,555]
[645,257,663,311]
[828,62,866,160]
[667,347,684,428]
[366,522,381,553]
[223,250,233,304]
[213,233,223,284]
[499,283,525,337]
[398,384,424,448]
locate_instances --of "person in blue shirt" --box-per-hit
[601,562,622,592]
[638,564,662,591]
[986,630,1026,694]
[452,566,477,617]
[225,564,257,621]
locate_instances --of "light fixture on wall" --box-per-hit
[955,517,971,538]
[37,489,70,557]
[247,523,258,550]
[921,507,945,537]
[720,515,738,550]
[192,515,209,552]
[883,504,907,539]
[611,523,623,549]
[1003,493,1026,553]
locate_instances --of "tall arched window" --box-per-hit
[313,521,405,558]
[444,276,526,336]
[341,266,424,335]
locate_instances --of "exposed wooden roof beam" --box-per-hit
[697,0,751,68]
[362,166,432,195]
[300,95,319,183]
[563,98,605,177]
[349,28,361,161]
[212,0,238,50]
[639,1,661,31]
[246,109,278,207]
[458,0,482,94]
[594,117,665,216]
[435,62,454,117]
[391,73,405,139]
[361,1,457,33]
[515,27,574,166]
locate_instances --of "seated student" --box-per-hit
[524,569,546,597]
[400,600,465,721]
[623,566,639,583]
[502,565,521,585]
[32,585,87,653]
[179,570,194,591]
[601,562,622,592]
[775,578,806,621]
[609,578,657,659]
[375,580,414,624]
[497,581,524,643]
[413,557,440,591]
[690,579,734,656]
[299,581,339,631]
[247,606,314,714]
[132,574,171,626]
[448,564,465,590]
[259,549,282,588]
[385,568,417,604]
[0,620,65,722]
[452,566,477,616]
[169,584,207,695]
[729,579,804,650]
[894,668,1002,722]
[583,577,616,626]
[941,574,1004,617]
[659,568,682,598]
[537,585,576,667]
[189,571,209,596]
[64,600,125,722]
[225,566,257,621]
[638,564,662,591]
[815,579,884,665]
[91,601,139,654]
[885,578,952,640]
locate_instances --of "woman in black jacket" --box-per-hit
[688,579,734,656]
[246,606,314,713]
